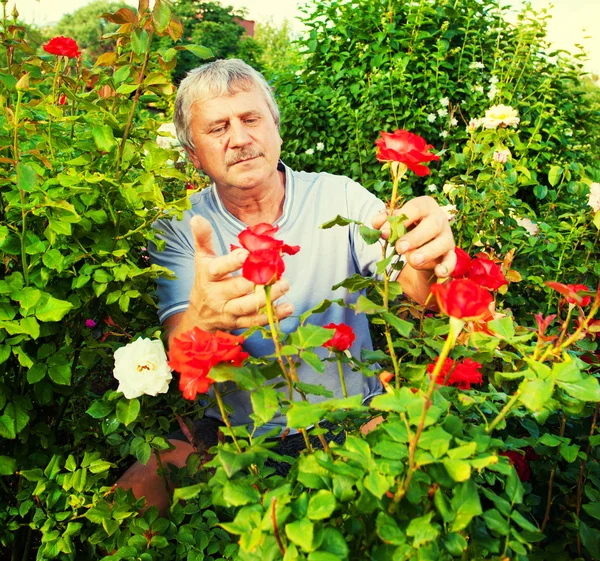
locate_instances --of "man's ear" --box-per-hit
[186,147,202,170]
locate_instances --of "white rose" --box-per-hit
[305,148,315,155]
[439,96,449,106]
[113,338,173,399]
[515,216,539,237]
[493,149,510,164]
[427,113,437,123]
[441,204,457,223]
[481,104,520,129]
[437,107,448,117]
[589,182,600,213]
[316,142,325,151]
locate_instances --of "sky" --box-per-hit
[5,0,600,76]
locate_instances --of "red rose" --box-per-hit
[168,327,248,400]
[430,279,493,320]
[375,130,440,176]
[58,94,67,105]
[545,281,591,307]
[242,248,285,286]
[428,357,483,390]
[323,323,356,352]
[43,36,81,58]
[236,223,300,255]
[452,247,472,278]
[467,257,508,290]
[499,450,531,482]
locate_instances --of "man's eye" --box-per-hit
[245,118,258,124]
[211,125,226,134]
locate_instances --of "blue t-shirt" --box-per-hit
[151,163,388,434]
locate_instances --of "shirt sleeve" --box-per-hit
[149,214,196,323]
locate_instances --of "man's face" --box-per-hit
[187,87,282,192]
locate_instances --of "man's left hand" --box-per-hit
[372,196,456,278]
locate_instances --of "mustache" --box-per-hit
[225,148,264,167]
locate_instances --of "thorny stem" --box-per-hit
[115,30,153,179]
[400,318,460,497]
[264,286,318,454]
[213,385,242,454]
[576,403,600,557]
[14,90,29,287]
[541,413,566,533]
[336,355,348,398]
[556,305,574,348]
[486,390,522,434]
[153,448,172,507]
[271,497,286,556]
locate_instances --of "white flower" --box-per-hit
[440,130,449,138]
[316,142,325,151]
[469,61,485,69]
[493,149,510,164]
[427,113,437,123]
[156,123,180,149]
[427,184,437,192]
[564,130,573,137]
[515,216,539,237]
[437,107,448,117]
[487,86,498,100]
[472,84,484,94]
[450,117,458,127]
[441,204,457,223]
[439,96,449,106]
[305,148,315,155]
[588,182,600,213]
[443,182,459,197]
[490,76,499,85]
[466,118,482,132]
[113,338,172,399]
[481,104,520,129]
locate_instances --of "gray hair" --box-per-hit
[174,59,280,153]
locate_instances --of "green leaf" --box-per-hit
[299,299,345,325]
[443,459,471,482]
[450,480,482,532]
[17,162,38,192]
[86,401,113,419]
[406,512,439,548]
[92,124,117,152]
[559,442,579,463]
[27,363,46,384]
[181,44,213,59]
[116,398,141,426]
[48,363,71,385]
[557,376,600,402]
[376,511,406,545]
[88,459,114,474]
[35,297,74,323]
[594,209,600,231]
[533,184,547,199]
[382,312,413,337]
[130,437,152,465]
[42,249,66,272]
[359,225,381,244]
[300,350,325,373]
[307,490,336,520]
[353,295,386,314]
[290,324,335,349]
[548,165,563,187]
[0,455,17,475]
[582,503,600,521]
[487,317,515,339]
[152,0,171,32]
[364,470,391,499]
[483,509,510,535]
[580,520,600,559]
[286,519,314,552]
[320,214,354,229]
[287,401,327,429]
[223,480,261,506]
[250,386,278,425]
[519,378,554,411]
[131,28,150,56]
[172,483,203,503]
[295,382,333,398]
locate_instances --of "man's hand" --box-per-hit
[372,196,456,304]
[164,216,294,344]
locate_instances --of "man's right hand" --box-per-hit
[164,216,294,345]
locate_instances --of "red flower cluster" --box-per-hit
[234,223,300,286]
[499,447,538,482]
[430,278,493,320]
[375,130,440,176]
[168,327,248,400]
[545,281,591,307]
[43,36,81,59]
[427,357,483,390]
[451,247,508,291]
[323,323,356,352]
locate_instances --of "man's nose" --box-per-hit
[228,121,252,148]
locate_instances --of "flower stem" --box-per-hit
[336,355,348,398]
[153,448,172,507]
[541,413,566,533]
[213,384,242,453]
[486,390,522,434]
[402,317,461,495]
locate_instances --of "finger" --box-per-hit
[404,233,454,270]
[372,210,389,230]
[395,214,448,256]
[435,249,457,278]
[191,216,216,258]
[394,196,438,229]
[205,249,249,281]
[223,279,291,317]
[233,302,294,330]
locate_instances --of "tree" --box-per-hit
[253,18,303,81]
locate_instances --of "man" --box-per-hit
[118,59,456,512]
